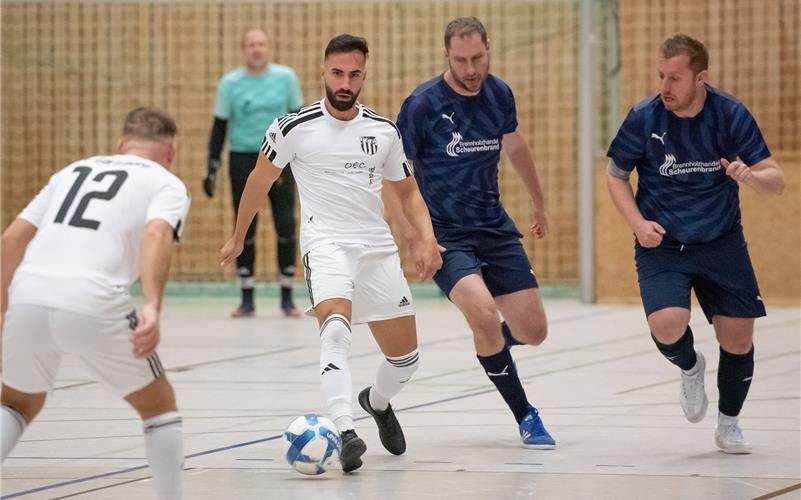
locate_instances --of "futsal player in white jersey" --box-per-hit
[1,107,190,499]
[220,34,443,473]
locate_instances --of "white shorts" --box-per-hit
[301,243,415,324]
[2,304,165,397]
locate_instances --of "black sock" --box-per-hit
[501,321,523,347]
[652,325,697,371]
[242,288,254,307]
[718,346,754,417]
[281,285,293,303]
[477,347,529,423]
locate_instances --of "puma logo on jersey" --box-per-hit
[441,112,455,125]
[651,132,667,145]
[487,365,509,377]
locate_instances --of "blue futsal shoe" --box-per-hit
[519,406,556,449]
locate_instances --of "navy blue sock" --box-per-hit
[652,325,697,371]
[241,288,254,308]
[281,285,293,303]
[477,347,529,424]
[501,321,523,347]
[718,346,754,417]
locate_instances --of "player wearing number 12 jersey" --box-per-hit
[1,107,190,499]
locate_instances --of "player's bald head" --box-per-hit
[242,29,268,48]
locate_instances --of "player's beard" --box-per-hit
[661,86,699,114]
[325,83,361,112]
[448,55,490,94]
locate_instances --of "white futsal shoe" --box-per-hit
[679,351,708,423]
[715,415,752,455]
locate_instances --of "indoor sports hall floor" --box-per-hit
[2,296,799,499]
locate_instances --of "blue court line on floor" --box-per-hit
[2,381,517,498]
[0,306,687,498]
[2,435,280,499]
[5,309,797,498]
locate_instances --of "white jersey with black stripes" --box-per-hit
[9,154,190,319]
[260,99,412,254]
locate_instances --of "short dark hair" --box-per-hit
[661,34,709,74]
[444,16,488,49]
[122,107,177,140]
[324,34,369,59]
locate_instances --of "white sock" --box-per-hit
[369,349,420,412]
[143,411,184,500]
[718,412,738,427]
[2,405,27,461]
[319,314,354,432]
[239,275,255,289]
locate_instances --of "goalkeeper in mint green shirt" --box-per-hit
[204,29,304,318]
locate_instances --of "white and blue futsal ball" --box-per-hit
[283,413,341,475]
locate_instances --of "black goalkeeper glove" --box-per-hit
[203,158,220,198]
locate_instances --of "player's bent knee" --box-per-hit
[1,385,46,423]
[718,336,754,355]
[320,314,352,351]
[465,303,501,331]
[125,375,177,420]
[647,308,690,343]
[523,321,548,346]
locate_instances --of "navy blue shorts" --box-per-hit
[432,225,538,298]
[634,228,766,323]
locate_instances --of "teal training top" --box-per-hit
[214,64,304,153]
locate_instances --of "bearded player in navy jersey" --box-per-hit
[390,16,555,449]
[606,34,784,454]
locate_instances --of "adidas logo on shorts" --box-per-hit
[398,296,411,308]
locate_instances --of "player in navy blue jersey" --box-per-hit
[389,17,555,449]
[606,34,784,454]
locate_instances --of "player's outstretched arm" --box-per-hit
[721,157,784,196]
[385,175,444,280]
[220,154,282,267]
[502,131,549,239]
[0,219,37,319]
[132,219,175,358]
[606,170,666,248]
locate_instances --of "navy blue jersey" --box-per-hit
[607,84,771,244]
[397,74,518,232]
